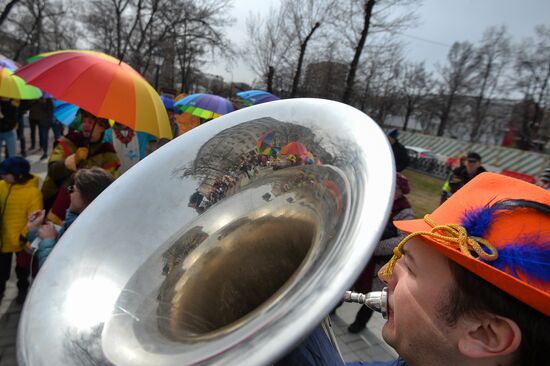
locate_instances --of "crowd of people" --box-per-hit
[0,96,180,305]
[0,99,548,365]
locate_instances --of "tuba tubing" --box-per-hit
[18,98,395,365]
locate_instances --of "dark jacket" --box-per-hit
[441,165,486,203]
[391,141,410,172]
[448,165,486,194]
[29,99,54,127]
[0,100,17,132]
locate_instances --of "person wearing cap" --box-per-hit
[283,172,550,365]
[387,129,409,172]
[26,167,114,267]
[103,122,157,174]
[41,109,120,223]
[0,157,42,304]
[440,151,486,203]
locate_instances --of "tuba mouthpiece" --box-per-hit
[344,287,388,319]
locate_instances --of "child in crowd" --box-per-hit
[27,167,114,267]
[0,157,42,304]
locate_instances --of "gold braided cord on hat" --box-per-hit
[380,214,499,280]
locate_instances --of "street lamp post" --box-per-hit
[153,52,164,91]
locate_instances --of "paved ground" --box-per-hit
[0,129,398,365]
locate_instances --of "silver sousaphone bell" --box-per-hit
[18,99,395,365]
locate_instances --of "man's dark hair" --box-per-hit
[79,109,110,129]
[74,167,114,206]
[443,261,550,365]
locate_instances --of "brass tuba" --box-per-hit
[18,99,395,365]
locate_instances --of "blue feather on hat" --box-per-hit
[461,204,499,238]
[461,199,550,285]
[492,239,550,283]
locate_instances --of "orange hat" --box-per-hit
[392,172,550,316]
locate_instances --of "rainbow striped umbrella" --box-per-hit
[174,93,234,120]
[15,50,171,138]
[256,131,276,155]
[0,67,42,99]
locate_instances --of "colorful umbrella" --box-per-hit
[280,141,309,158]
[53,100,80,126]
[0,67,42,99]
[53,100,116,128]
[0,54,19,71]
[256,131,275,154]
[237,90,279,106]
[174,93,234,120]
[15,50,171,138]
[25,49,109,64]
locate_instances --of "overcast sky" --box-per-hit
[204,0,550,85]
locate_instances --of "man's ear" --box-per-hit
[457,315,521,359]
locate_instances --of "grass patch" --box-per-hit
[401,169,444,218]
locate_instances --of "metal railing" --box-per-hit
[408,158,450,179]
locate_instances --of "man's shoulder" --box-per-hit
[347,358,407,366]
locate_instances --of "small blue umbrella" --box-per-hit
[53,100,79,126]
[237,90,279,106]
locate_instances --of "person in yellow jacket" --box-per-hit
[0,157,42,304]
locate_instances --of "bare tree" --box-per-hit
[351,39,402,120]
[81,0,159,61]
[513,25,550,150]
[0,0,22,27]
[168,0,235,93]
[357,42,388,112]
[9,0,48,59]
[80,0,234,92]
[5,0,78,61]
[340,0,375,104]
[332,0,418,104]
[434,41,479,136]
[370,43,403,124]
[283,0,335,97]
[469,26,511,142]
[243,5,290,93]
[399,61,432,131]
